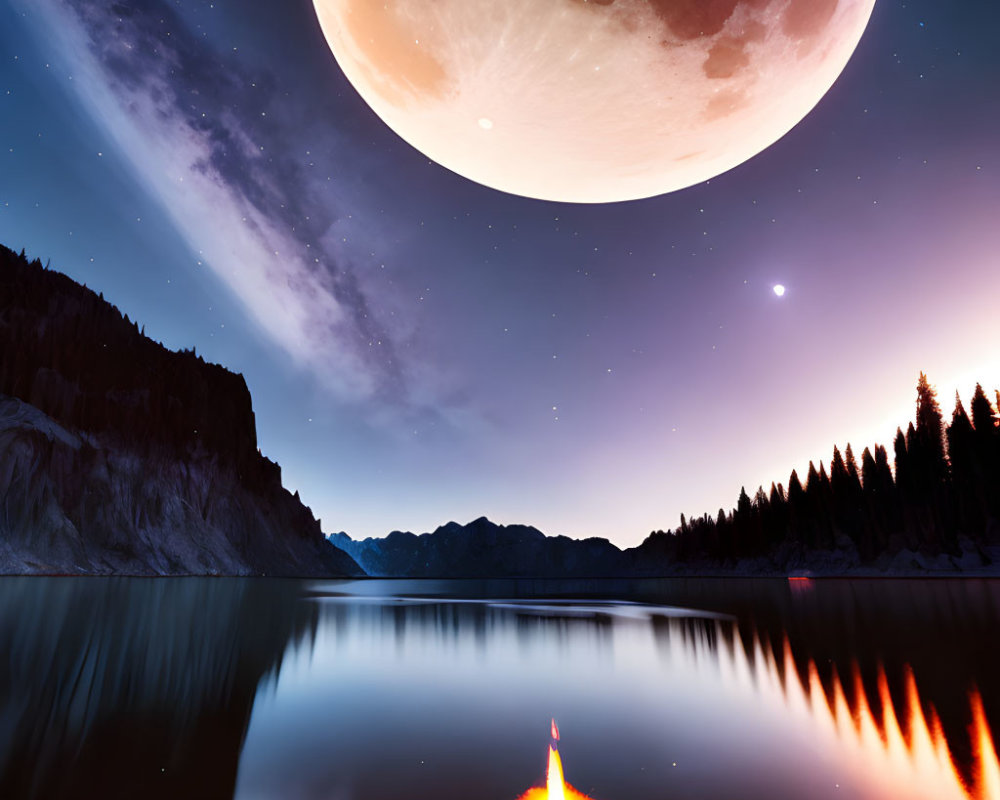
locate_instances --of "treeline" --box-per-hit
[644,374,1000,566]
[0,244,278,488]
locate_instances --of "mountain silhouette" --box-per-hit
[331,516,624,578]
[0,244,361,576]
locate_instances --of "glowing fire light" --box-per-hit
[759,633,1000,800]
[517,634,1000,800]
[516,719,597,800]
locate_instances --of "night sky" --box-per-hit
[1,0,998,545]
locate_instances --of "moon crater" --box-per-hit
[315,0,875,202]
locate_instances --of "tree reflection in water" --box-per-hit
[0,578,315,798]
[0,577,997,799]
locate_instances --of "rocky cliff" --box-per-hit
[0,245,361,576]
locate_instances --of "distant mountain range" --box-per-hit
[0,244,360,576]
[330,513,996,578]
[329,516,624,578]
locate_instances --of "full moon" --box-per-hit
[313,0,875,203]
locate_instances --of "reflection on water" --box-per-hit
[695,623,1000,800]
[0,578,998,799]
[0,578,315,798]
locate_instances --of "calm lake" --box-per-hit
[0,577,998,799]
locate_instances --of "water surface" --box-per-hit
[0,577,997,799]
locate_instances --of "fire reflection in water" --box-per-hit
[514,627,1000,800]
[738,630,1000,800]
[517,719,596,800]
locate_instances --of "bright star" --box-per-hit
[773,284,786,297]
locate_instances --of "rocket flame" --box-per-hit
[516,721,597,800]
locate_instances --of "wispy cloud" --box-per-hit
[30,0,408,404]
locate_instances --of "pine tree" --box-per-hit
[894,427,910,495]
[803,462,833,549]
[806,461,820,489]
[971,384,996,434]
[970,384,1000,527]
[875,445,893,487]
[904,374,951,552]
[830,446,849,491]
[737,486,752,516]
[915,372,948,482]
[860,446,887,552]
[948,392,979,534]
[861,447,877,491]
[731,486,753,557]
[787,470,804,501]
[894,427,922,548]
[765,482,788,550]
[831,443,865,553]
[754,486,769,511]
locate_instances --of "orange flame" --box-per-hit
[516,721,597,800]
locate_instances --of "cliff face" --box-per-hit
[0,245,361,576]
[0,246,265,484]
[329,516,625,578]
